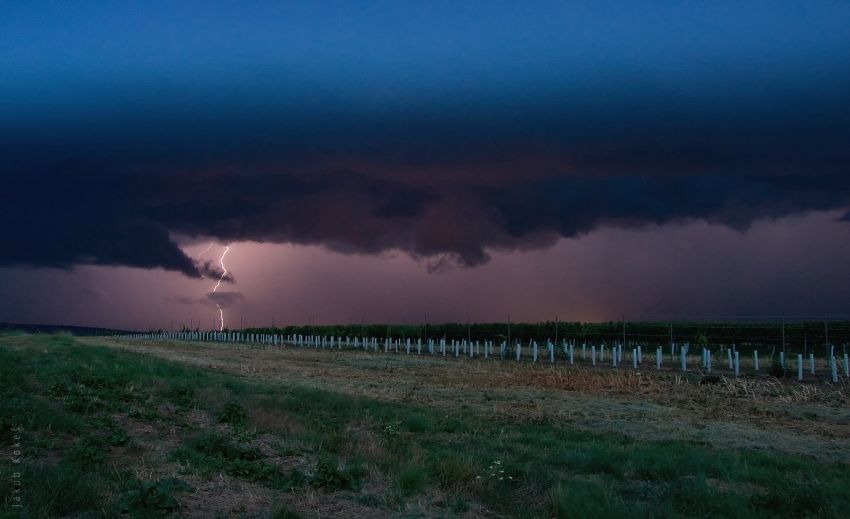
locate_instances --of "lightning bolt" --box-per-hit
[198,242,214,257]
[210,245,230,331]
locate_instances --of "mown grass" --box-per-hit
[1,332,849,517]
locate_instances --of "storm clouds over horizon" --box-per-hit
[2,1,850,326]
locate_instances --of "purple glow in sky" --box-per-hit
[2,211,848,329]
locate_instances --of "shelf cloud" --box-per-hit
[2,1,849,276]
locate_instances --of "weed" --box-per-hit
[281,467,308,490]
[402,412,430,433]
[310,454,364,491]
[172,431,296,488]
[128,405,160,421]
[430,454,478,490]
[69,436,108,468]
[218,401,248,426]
[397,466,427,496]
[119,477,193,517]
[91,415,130,446]
[548,480,632,519]
[380,421,401,439]
[164,385,197,408]
[16,463,103,517]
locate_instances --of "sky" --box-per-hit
[2,1,850,330]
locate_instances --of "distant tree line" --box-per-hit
[239,320,850,349]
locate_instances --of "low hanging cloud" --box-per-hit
[195,260,235,283]
[4,165,848,276]
[2,82,850,275]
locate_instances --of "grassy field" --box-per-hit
[1,333,849,518]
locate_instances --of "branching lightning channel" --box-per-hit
[198,242,214,257]
[210,245,230,331]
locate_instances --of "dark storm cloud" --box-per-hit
[3,142,849,275]
[1,167,199,276]
[195,261,235,283]
[3,89,850,274]
[3,3,850,274]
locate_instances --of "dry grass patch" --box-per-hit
[178,473,275,518]
[501,365,652,394]
[247,406,306,435]
[344,420,388,462]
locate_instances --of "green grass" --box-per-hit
[1,333,849,517]
[310,454,364,491]
[20,464,105,517]
[118,477,193,518]
[217,401,248,426]
[398,466,428,495]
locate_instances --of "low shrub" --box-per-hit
[119,477,193,517]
